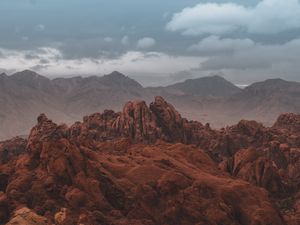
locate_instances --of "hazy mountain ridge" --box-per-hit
[165,75,241,97]
[0,69,300,140]
[0,70,148,140]
[225,78,300,124]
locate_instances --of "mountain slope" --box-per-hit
[225,78,300,125]
[1,70,300,140]
[165,75,241,97]
[0,70,75,140]
[0,70,153,140]
[53,71,145,115]
[0,71,243,140]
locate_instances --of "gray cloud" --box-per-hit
[0,68,16,74]
[137,37,156,49]
[0,47,202,82]
[200,38,300,70]
[188,36,255,55]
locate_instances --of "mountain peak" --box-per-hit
[168,75,241,97]
[245,78,298,93]
[259,78,290,86]
[265,78,285,82]
[14,69,39,76]
[102,71,143,88]
[37,113,50,124]
[250,78,292,86]
[10,70,49,81]
[103,71,128,80]
[0,72,7,79]
[109,71,126,77]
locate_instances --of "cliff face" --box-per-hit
[69,96,217,148]
[1,97,300,224]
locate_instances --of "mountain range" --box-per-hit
[1,69,300,140]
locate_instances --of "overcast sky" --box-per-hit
[0,0,300,86]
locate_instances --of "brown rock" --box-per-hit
[2,97,300,224]
[5,207,50,225]
[65,188,86,208]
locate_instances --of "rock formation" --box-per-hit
[1,96,300,224]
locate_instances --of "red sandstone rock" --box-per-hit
[273,113,300,132]
[1,96,300,224]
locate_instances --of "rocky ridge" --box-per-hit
[1,97,300,224]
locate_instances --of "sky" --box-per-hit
[0,0,300,86]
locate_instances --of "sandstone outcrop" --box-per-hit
[5,207,50,225]
[1,97,300,224]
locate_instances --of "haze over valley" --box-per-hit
[1,69,300,140]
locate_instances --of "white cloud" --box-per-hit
[137,37,156,49]
[2,37,300,85]
[167,0,300,35]
[121,36,130,46]
[189,36,255,54]
[0,48,203,79]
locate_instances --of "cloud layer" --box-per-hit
[0,47,203,84]
[200,38,300,70]
[167,0,300,35]
[188,36,255,54]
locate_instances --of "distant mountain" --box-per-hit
[0,70,149,140]
[0,70,72,141]
[233,78,300,100]
[0,72,7,79]
[225,78,300,125]
[144,75,242,125]
[165,75,241,97]
[10,70,51,88]
[52,70,145,114]
[1,70,300,139]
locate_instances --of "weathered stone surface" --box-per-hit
[5,207,50,225]
[1,97,300,224]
